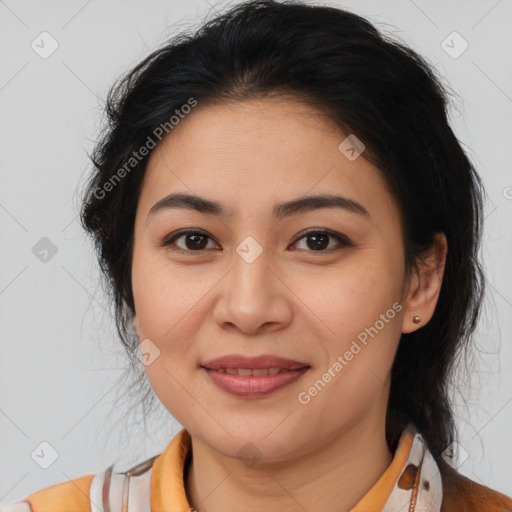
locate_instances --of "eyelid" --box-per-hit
[289,228,353,251]
[160,228,220,251]
[161,227,352,253]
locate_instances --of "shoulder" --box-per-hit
[0,474,94,512]
[441,464,512,512]
[0,454,159,512]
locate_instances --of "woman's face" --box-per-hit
[131,98,414,462]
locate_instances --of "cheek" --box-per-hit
[293,255,403,403]
[293,255,403,343]
[131,247,210,420]
[131,244,208,337]
[298,300,402,437]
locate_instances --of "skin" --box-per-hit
[131,97,447,512]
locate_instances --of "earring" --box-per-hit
[413,315,421,324]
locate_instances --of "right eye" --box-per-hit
[161,229,220,253]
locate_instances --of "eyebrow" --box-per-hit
[147,192,370,223]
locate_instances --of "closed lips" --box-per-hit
[201,355,311,397]
[209,367,294,376]
[201,354,310,374]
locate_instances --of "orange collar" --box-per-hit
[150,427,419,512]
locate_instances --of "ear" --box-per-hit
[401,232,448,334]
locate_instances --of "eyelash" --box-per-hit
[160,228,353,254]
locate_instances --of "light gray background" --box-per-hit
[1,0,511,503]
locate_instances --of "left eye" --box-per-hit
[292,229,351,252]
[162,229,351,253]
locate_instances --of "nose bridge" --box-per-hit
[230,242,274,307]
[212,241,292,334]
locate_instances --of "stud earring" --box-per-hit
[413,315,421,324]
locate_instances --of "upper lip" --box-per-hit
[201,354,310,370]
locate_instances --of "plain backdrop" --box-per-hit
[1,0,511,502]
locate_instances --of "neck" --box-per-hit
[185,410,393,512]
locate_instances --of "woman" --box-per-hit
[1,1,511,511]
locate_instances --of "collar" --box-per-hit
[150,426,443,512]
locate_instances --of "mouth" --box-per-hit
[205,367,300,376]
[200,354,311,397]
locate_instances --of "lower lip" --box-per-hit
[202,367,310,397]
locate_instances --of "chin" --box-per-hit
[187,420,291,457]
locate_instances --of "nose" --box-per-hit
[212,248,293,336]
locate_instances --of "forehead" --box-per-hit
[137,98,400,225]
